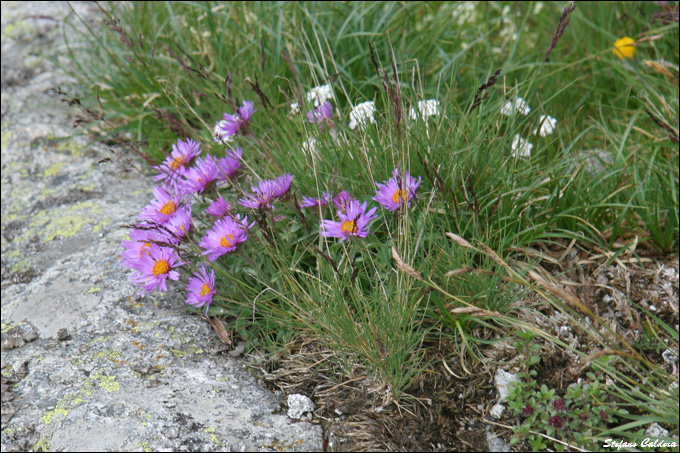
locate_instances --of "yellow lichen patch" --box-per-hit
[43,162,66,177]
[87,335,112,345]
[204,427,217,433]
[97,375,121,392]
[32,436,50,452]
[136,441,153,452]
[1,128,12,151]
[27,201,102,242]
[42,406,68,424]
[56,139,84,157]
[93,218,111,232]
[86,286,101,294]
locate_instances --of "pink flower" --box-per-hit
[182,155,219,195]
[300,191,331,208]
[129,245,183,294]
[206,196,231,217]
[332,191,354,213]
[185,266,215,314]
[153,138,201,185]
[238,173,294,209]
[199,215,252,261]
[320,200,378,241]
[138,185,183,225]
[165,205,192,240]
[306,102,334,127]
[213,101,256,143]
[373,168,421,211]
[120,226,177,270]
[216,147,242,180]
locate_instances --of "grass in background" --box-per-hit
[58,1,678,449]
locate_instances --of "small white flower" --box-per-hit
[501,97,531,116]
[348,101,376,130]
[302,137,317,155]
[511,134,533,157]
[290,102,300,115]
[306,84,334,107]
[533,115,557,137]
[409,99,441,121]
[213,123,233,144]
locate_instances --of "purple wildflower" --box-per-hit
[120,227,177,270]
[153,138,201,185]
[206,196,231,217]
[216,147,242,181]
[306,102,334,127]
[129,245,182,294]
[332,190,354,214]
[182,155,219,195]
[238,173,294,209]
[165,205,192,240]
[199,215,252,261]
[300,191,332,208]
[138,185,182,225]
[320,200,378,242]
[185,266,216,314]
[213,100,256,143]
[523,404,535,416]
[373,168,421,211]
[553,399,566,411]
[273,173,293,198]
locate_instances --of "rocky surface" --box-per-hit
[1,2,322,451]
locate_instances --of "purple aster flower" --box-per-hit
[129,245,183,294]
[199,214,252,261]
[216,147,242,181]
[165,205,192,240]
[239,174,294,209]
[306,102,334,127]
[182,155,219,195]
[373,168,421,211]
[213,100,257,143]
[273,173,294,198]
[152,138,201,185]
[332,190,354,214]
[138,185,183,225]
[300,191,332,208]
[120,226,177,270]
[320,200,378,242]
[206,196,231,217]
[185,266,216,314]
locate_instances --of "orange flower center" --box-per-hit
[160,200,177,215]
[200,283,212,297]
[153,259,170,276]
[170,157,184,170]
[341,220,358,235]
[392,189,407,204]
[220,233,235,248]
[139,242,152,257]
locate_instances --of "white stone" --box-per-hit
[495,369,520,402]
[287,394,315,420]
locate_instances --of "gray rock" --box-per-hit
[494,369,519,403]
[1,2,322,451]
[286,394,315,420]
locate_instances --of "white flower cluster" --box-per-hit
[409,99,441,121]
[348,101,377,130]
[511,134,533,158]
[533,115,557,137]
[500,96,531,116]
[290,84,335,114]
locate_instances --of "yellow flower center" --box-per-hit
[341,220,358,235]
[170,157,184,170]
[220,233,235,248]
[613,37,636,59]
[139,242,152,257]
[392,189,407,204]
[159,200,177,215]
[200,283,212,297]
[152,259,170,276]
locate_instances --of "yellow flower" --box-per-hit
[613,36,636,59]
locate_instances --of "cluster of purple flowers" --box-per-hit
[122,94,424,315]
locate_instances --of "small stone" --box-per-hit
[646,422,669,438]
[494,369,519,402]
[490,403,505,419]
[286,394,315,420]
[56,328,71,341]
